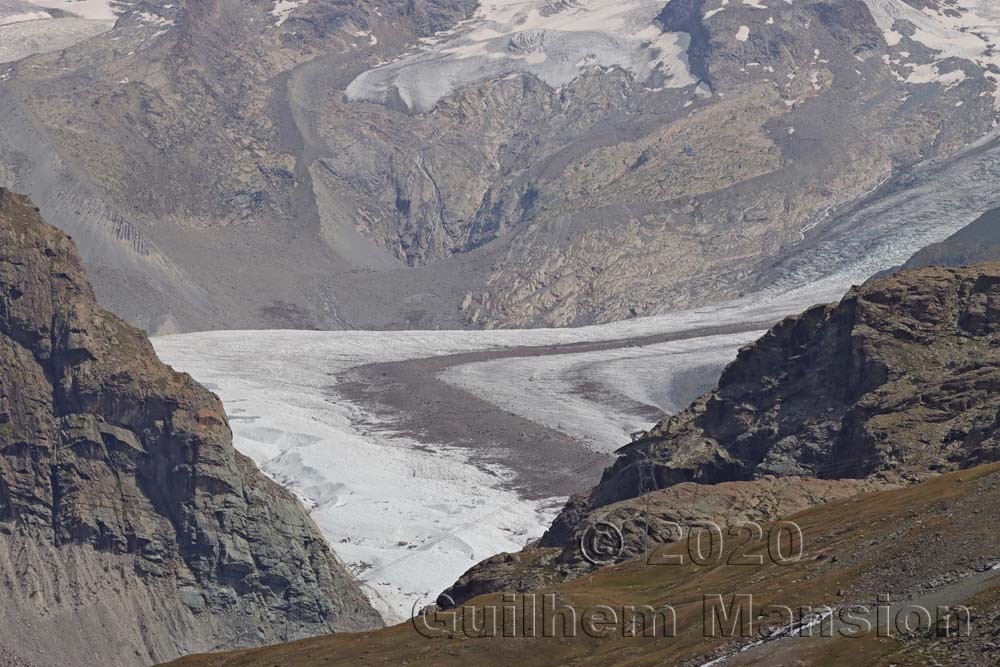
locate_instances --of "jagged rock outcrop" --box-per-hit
[441,262,1000,606]
[587,263,1000,510]
[0,188,381,666]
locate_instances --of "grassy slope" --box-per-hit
[162,463,1000,667]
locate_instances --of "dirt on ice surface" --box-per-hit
[152,291,822,624]
[336,322,767,497]
[152,129,1000,624]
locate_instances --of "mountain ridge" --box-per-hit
[434,261,1000,609]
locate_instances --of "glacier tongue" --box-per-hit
[345,0,697,113]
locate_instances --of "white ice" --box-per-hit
[271,0,308,27]
[859,0,1000,104]
[441,332,763,452]
[153,330,571,624]
[345,0,697,113]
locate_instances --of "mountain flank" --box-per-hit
[161,462,1000,667]
[151,259,1000,667]
[3,0,998,331]
[435,261,1000,607]
[0,188,381,667]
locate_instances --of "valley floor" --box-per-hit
[153,126,1000,623]
[153,314,769,622]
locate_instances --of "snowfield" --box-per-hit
[345,0,1000,113]
[346,0,696,113]
[858,0,1000,103]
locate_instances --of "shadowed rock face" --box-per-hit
[900,207,1000,270]
[656,0,711,87]
[0,189,381,666]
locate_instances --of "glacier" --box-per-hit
[345,0,697,113]
[154,128,1000,622]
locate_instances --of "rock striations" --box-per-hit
[0,188,381,667]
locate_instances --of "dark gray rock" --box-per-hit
[0,189,381,667]
[901,207,1000,270]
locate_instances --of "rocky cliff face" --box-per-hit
[587,263,1000,508]
[0,188,381,666]
[440,262,1000,605]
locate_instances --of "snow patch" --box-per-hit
[271,0,308,27]
[861,0,1000,105]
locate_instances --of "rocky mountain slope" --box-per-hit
[440,475,894,608]
[155,261,1000,666]
[589,262,1000,500]
[431,261,1000,607]
[2,0,1000,332]
[161,463,1000,667]
[0,188,381,666]
[901,207,1000,270]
